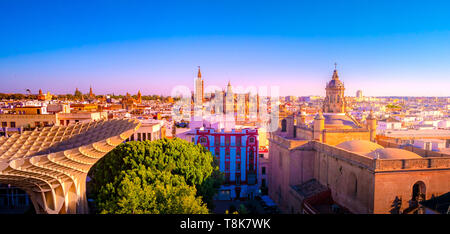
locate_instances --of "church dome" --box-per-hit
[327,79,344,88]
[336,140,384,154]
[365,148,422,160]
[324,114,359,129]
[326,69,344,88]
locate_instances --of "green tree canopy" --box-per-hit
[89,138,223,214]
[74,89,82,98]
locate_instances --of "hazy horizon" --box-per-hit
[1,1,450,97]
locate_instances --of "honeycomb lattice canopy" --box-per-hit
[0,119,140,214]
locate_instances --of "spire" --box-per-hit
[137,90,142,104]
[332,63,339,80]
[89,85,94,98]
[227,81,232,94]
[197,66,202,79]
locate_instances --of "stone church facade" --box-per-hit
[269,67,450,214]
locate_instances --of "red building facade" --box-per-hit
[195,128,259,200]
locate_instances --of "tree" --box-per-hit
[74,88,82,99]
[171,121,177,137]
[89,138,223,214]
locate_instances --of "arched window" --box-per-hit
[412,181,426,202]
[347,172,358,198]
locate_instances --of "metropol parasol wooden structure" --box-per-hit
[0,119,140,214]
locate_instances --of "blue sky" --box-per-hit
[1,0,450,96]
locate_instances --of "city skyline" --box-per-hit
[1,1,450,96]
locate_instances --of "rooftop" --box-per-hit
[291,179,329,199]
[381,129,450,138]
[366,148,422,159]
[379,116,401,122]
[323,113,361,129]
[336,140,384,154]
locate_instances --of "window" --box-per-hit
[281,119,287,132]
[142,133,146,141]
[1,122,6,127]
[236,162,241,171]
[35,122,41,128]
[236,136,241,146]
[147,133,152,141]
[225,136,230,146]
[60,120,64,126]
[262,167,266,175]
[347,173,358,198]
[225,173,230,184]
[191,137,195,143]
[43,122,49,126]
[75,120,79,123]
[130,134,135,141]
[259,153,264,158]
[66,120,70,125]
[215,148,220,156]
[225,162,230,171]
[249,148,255,161]
[137,133,142,141]
[215,135,220,146]
[249,137,255,143]
[425,142,431,151]
[236,174,241,185]
[10,122,15,128]
[200,137,207,143]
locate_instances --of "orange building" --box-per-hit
[37,89,52,101]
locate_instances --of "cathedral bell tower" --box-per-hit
[195,66,204,106]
